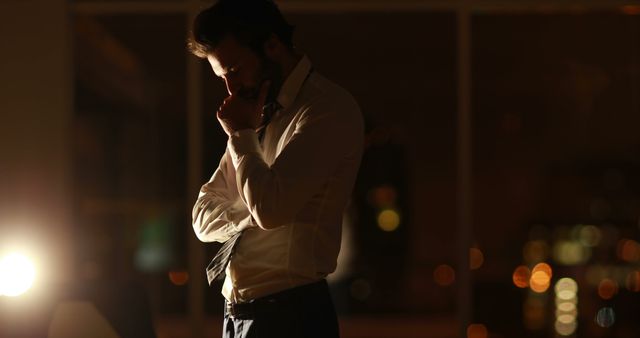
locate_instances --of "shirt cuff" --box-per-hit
[228,129,261,168]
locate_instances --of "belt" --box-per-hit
[225,279,328,320]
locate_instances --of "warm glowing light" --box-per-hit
[368,185,397,208]
[554,277,578,336]
[0,253,36,297]
[578,225,601,247]
[555,319,577,336]
[597,278,618,300]
[470,248,484,270]
[621,5,640,15]
[434,264,455,286]
[466,324,488,338]
[532,262,552,277]
[530,263,552,293]
[168,270,189,286]
[377,209,400,232]
[523,240,548,263]
[625,270,640,292]
[617,239,640,262]
[555,277,578,300]
[557,302,576,312]
[553,240,589,265]
[557,314,576,324]
[530,272,550,293]
[595,307,615,328]
[512,265,530,288]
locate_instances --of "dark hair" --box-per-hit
[188,0,294,59]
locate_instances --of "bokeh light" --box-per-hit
[466,324,488,338]
[577,225,601,247]
[0,252,36,297]
[616,239,640,262]
[597,278,618,300]
[513,265,530,288]
[554,277,578,336]
[621,5,640,15]
[557,314,575,324]
[368,185,397,208]
[168,270,189,286]
[470,248,484,270]
[555,320,577,336]
[556,302,576,313]
[553,240,590,265]
[595,307,616,328]
[625,270,640,292]
[377,209,400,232]
[530,263,552,293]
[434,264,455,286]
[555,277,578,300]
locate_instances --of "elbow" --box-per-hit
[192,216,222,243]
[192,222,211,242]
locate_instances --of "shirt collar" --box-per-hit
[276,55,312,111]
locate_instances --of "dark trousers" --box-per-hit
[222,280,340,338]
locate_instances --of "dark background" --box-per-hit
[1,1,640,338]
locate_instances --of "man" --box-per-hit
[189,0,363,337]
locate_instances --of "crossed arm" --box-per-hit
[192,98,362,242]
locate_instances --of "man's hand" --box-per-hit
[217,81,270,136]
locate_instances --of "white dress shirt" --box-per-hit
[192,55,363,303]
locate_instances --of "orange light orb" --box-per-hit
[168,270,189,286]
[467,324,488,338]
[597,278,618,300]
[513,265,531,288]
[470,248,484,270]
[434,264,456,286]
[530,263,552,293]
[626,270,640,292]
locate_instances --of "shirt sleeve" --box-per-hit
[192,149,257,243]
[227,95,363,230]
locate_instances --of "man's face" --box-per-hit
[207,36,281,103]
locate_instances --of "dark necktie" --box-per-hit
[206,231,242,284]
[205,101,281,285]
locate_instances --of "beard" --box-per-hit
[236,57,283,104]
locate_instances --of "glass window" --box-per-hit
[73,13,188,315]
[473,11,640,337]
